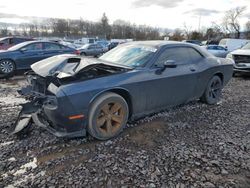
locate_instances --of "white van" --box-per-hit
[219,38,249,52]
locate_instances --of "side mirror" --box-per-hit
[155,60,177,75]
[163,60,177,68]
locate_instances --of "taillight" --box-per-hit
[74,50,80,55]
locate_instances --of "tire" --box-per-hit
[88,92,129,140]
[200,75,222,105]
[80,52,86,56]
[0,59,15,78]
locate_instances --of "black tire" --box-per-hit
[80,52,86,56]
[0,59,15,78]
[88,92,129,140]
[200,75,222,105]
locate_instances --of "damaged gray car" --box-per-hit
[13,41,234,140]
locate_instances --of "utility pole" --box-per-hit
[198,14,201,32]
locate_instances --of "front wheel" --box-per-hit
[0,59,15,78]
[200,75,222,105]
[88,92,129,140]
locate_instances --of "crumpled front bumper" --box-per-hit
[32,111,86,138]
[13,87,86,138]
[13,103,86,138]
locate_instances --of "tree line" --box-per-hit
[0,7,250,42]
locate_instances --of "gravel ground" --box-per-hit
[0,76,250,188]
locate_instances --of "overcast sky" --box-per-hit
[0,0,250,30]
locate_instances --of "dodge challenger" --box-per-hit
[13,41,234,140]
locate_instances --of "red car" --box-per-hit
[0,37,34,50]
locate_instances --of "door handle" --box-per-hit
[190,67,196,72]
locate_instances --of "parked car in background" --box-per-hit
[0,41,77,77]
[219,38,249,52]
[226,42,250,74]
[204,45,228,58]
[0,36,34,50]
[58,41,77,49]
[14,41,233,140]
[78,43,104,57]
[96,41,109,52]
[182,40,202,46]
[108,42,119,50]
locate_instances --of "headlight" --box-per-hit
[226,53,233,59]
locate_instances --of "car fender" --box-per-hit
[88,87,133,117]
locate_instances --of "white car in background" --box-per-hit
[226,42,250,74]
[204,45,229,58]
[219,38,249,52]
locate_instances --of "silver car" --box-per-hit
[204,45,229,58]
[78,43,104,57]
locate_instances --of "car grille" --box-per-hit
[233,55,250,64]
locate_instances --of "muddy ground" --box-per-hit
[0,75,250,188]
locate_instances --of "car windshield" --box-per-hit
[242,42,250,50]
[99,44,157,68]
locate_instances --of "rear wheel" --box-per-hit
[88,92,129,140]
[200,75,222,105]
[0,59,15,78]
[80,52,86,56]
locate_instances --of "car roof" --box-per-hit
[18,40,64,46]
[122,40,198,49]
[0,36,32,40]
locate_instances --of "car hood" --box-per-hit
[31,54,132,78]
[231,49,250,56]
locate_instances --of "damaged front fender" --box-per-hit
[12,101,40,135]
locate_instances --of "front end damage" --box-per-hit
[13,54,132,138]
[13,73,87,138]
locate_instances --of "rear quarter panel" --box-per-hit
[195,57,233,98]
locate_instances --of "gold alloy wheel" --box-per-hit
[96,102,125,136]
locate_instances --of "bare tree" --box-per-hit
[170,29,184,41]
[183,23,192,39]
[223,6,246,38]
[245,21,250,39]
[0,23,8,37]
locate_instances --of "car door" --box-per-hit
[207,46,218,56]
[216,46,228,57]
[96,44,103,55]
[144,46,202,111]
[87,44,95,56]
[17,42,45,69]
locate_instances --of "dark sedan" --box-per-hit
[0,36,34,50]
[0,41,77,77]
[13,41,234,140]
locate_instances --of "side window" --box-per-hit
[217,46,225,50]
[14,38,25,44]
[155,47,190,66]
[9,38,14,45]
[0,39,9,45]
[186,48,203,63]
[44,43,61,50]
[23,43,43,51]
[60,45,70,50]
